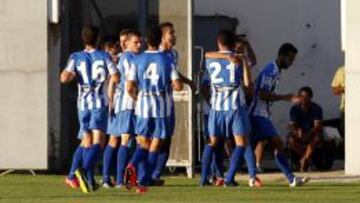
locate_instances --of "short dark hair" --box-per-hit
[119,28,132,37]
[278,43,298,56]
[298,86,313,98]
[159,22,174,31]
[102,35,118,49]
[128,29,142,38]
[146,26,162,48]
[82,26,99,46]
[217,29,235,48]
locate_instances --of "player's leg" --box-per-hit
[125,135,150,190]
[124,116,151,190]
[116,133,132,187]
[82,107,108,190]
[102,135,119,187]
[255,139,267,173]
[116,110,136,187]
[152,111,175,181]
[66,131,87,189]
[225,109,249,186]
[200,110,221,186]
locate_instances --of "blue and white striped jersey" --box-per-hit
[249,61,280,118]
[65,49,117,111]
[205,51,246,111]
[113,51,137,113]
[128,50,180,118]
[161,48,179,67]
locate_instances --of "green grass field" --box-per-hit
[0,175,359,203]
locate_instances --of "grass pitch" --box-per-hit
[0,174,359,203]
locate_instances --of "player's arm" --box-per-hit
[240,38,257,67]
[178,72,196,91]
[259,91,299,103]
[126,63,138,100]
[241,55,251,88]
[171,63,183,91]
[205,52,241,65]
[60,70,76,83]
[60,56,76,83]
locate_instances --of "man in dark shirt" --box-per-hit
[288,86,323,172]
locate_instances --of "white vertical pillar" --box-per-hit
[345,0,360,175]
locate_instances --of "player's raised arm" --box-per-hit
[60,55,76,83]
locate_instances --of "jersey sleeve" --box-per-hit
[170,62,180,81]
[105,53,118,75]
[64,54,76,73]
[257,70,276,93]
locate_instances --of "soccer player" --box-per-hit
[205,35,262,187]
[102,30,142,188]
[149,22,196,185]
[60,26,119,193]
[124,26,183,193]
[249,43,308,187]
[102,36,121,64]
[200,29,251,187]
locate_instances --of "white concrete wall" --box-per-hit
[0,1,47,169]
[195,0,343,136]
[345,0,360,175]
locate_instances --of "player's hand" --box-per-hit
[189,81,197,92]
[285,94,300,103]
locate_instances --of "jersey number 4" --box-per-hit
[143,63,160,85]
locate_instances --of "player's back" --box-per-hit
[117,51,136,90]
[70,49,115,110]
[205,52,245,111]
[133,50,175,118]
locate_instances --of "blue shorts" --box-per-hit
[208,108,251,138]
[77,107,108,139]
[250,116,279,142]
[136,116,170,139]
[107,110,136,137]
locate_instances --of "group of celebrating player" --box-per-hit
[60,21,308,194]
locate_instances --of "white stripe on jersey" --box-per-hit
[210,87,244,111]
[95,85,101,108]
[223,91,230,111]
[86,93,93,109]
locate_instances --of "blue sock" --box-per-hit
[214,144,224,178]
[275,152,295,183]
[152,140,171,180]
[200,145,214,185]
[130,147,148,168]
[83,144,101,185]
[225,146,245,183]
[68,146,83,180]
[148,151,159,180]
[116,145,128,185]
[102,145,115,183]
[244,145,257,179]
[137,160,146,185]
